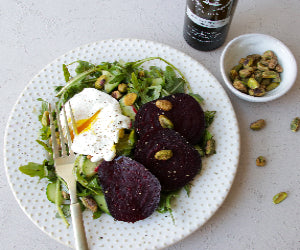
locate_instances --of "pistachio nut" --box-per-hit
[118,83,128,93]
[123,93,138,106]
[155,100,173,111]
[154,149,173,161]
[256,156,266,167]
[257,62,269,71]
[158,115,174,129]
[247,78,260,89]
[233,79,248,93]
[239,68,253,78]
[111,90,122,100]
[273,192,287,204]
[80,196,98,213]
[138,70,145,78]
[260,78,272,86]
[262,70,278,79]
[266,82,279,92]
[250,119,266,130]
[248,87,265,97]
[230,69,239,81]
[205,139,216,156]
[290,117,300,132]
[275,64,283,73]
[95,75,107,90]
[262,50,276,60]
[268,58,278,69]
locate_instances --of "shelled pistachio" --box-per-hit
[229,51,283,97]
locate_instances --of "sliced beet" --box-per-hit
[134,93,206,144]
[97,156,161,223]
[134,129,202,191]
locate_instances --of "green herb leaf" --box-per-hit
[75,60,95,74]
[93,210,102,219]
[62,64,71,82]
[36,140,52,154]
[164,66,185,94]
[157,190,179,214]
[204,111,216,128]
[19,162,46,179]
[115,130,137,157]
[56,67,97,98]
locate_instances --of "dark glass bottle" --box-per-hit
[183,0,238,51]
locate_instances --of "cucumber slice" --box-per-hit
[74,154,99,178]
[102,70,118,93]
[93,194,110,214]
[119,96,137,120]
[46,181,63,204]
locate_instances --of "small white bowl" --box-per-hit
[220,33,297,102]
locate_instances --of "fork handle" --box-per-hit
[70,203,89,250]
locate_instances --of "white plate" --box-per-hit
[4,39,240,250]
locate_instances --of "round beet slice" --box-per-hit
[134,93,206,144]
[134,129,202,191]
[97,156,161,223]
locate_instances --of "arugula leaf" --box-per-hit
[164,66,185,94]
[19,162,46,179]
[37,98,48,122]
[62,64,71,82]
[56,67,97,98]
[129,73,151,105]
[93,210,102,219]
[75,60,95,74]
[115,130,137,157]
[36,140,52,154]
[184,183,193,197]
[157,190,179,223]
[204,111,216,128]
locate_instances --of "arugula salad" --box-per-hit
[19,57,216,226]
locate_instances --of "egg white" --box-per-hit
[60,88,131,162]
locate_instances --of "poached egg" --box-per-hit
[60,88,131,162]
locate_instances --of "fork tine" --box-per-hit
[62,104,74,156]
[55,106,68,157]
[48,103,59,158]
[68,102,78,136]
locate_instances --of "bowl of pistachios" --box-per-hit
[220,33,297,102]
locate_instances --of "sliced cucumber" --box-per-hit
[74,154,99,178]
[152,77,164,86]
[119,96,137,120]
[102,70,118,93]
[93,194,110,214]
[46,182,57,203]
[46,181,63,204]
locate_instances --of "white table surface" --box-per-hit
[1,1,299,249]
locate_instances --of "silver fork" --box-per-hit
[48,103,89,250]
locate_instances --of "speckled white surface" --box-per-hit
[0,1,299,250]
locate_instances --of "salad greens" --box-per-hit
[19,57,216,226]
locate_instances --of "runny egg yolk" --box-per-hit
[70,109,101,140]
